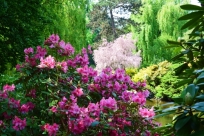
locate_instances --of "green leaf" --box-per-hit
[112,92,117,98]
[196,94,204,100]
[178,11,204,20]
[172,98,183,104]
[90,121,100,127]
[154,111,174,119]
[194,102,204,106]
[174,78,194,88]
[174,116,191,131]
[174,63,189,75]
[187,50,194,61]
[192,105,204,112]
[181,16,202,30]
[180,4,204,10]
[164,45,181,48]
[172,53,184,61]
[197,72,204,80]
[167,40,181,45]
[162,105,181,112]
[190,130,204,136]
[185,84,196,98]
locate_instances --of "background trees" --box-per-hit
[87,0,141,42]
[131,0,189,67]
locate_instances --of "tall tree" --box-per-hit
[87,0,141,42]
[131,0,189,67]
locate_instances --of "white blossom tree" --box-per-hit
[93,33,141,72]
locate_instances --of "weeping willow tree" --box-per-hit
[45,0,88,52]
[131,0,189,67]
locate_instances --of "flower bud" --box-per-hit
[185,92,194,105]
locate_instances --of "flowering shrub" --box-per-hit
[93,33,141,72]
[0,34,159,135]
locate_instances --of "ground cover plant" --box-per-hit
[0,34,160,136]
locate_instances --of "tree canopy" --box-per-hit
[131,0,189,67]
[87,0,141,42]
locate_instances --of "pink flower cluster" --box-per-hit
[44,34,60,47]
[58,40,75,56]
[77,66,97,83]
[12,116,26,131]
[37,55,56,69]
[42,123,59,136]
[56,61,68,73]
[5,34,159,135]
[139,107,155,118]
[100,97,117,111]
[121,90,149,105]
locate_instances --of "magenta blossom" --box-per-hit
[42,123,59,136]
[37,55,55,69]
[12,116,26,131]
[3,84,15,92]
[139,107,155,118]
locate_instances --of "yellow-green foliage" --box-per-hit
[125,68,138,78]
[129,61,170,82]
[126,61,184,99]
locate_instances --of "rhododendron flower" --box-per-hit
[73,88,83,97]
[24,47,34,54]
[19,102,35,114]
[56,61,68,73]
[19,104,29,113]
[58,41,75,56]
[37,55,55,69]
[0,120,4,127]
[26,89,36,98]
[44,34,60,48]
[3,84,15,92]
[42,123,59,136]
[9,98,20,108]
[35,46,47,59]
[50,106,57,113]
[139,107,155,118]
[12,116,26,131]
[100,97,117,111]
[0,91,8,99]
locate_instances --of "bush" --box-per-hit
[0,34,160,135]
[126,61,184,99]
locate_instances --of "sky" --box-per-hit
[191,0,200,5]
[92,0,201,19]
[93,0,200,5]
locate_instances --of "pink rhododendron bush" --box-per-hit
[0,34,160,136]
[93,33,141,72]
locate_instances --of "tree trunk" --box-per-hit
[110,9,117,38]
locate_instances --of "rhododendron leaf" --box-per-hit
[112,92,117,98]
[90,121,99,127]
[190,130,204,136]
[154,111,174,118]
[41,91,50,96]
[174,116,191,131]
[196,94,204,100]
[180,4,204,10]
[162,105,181,112]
